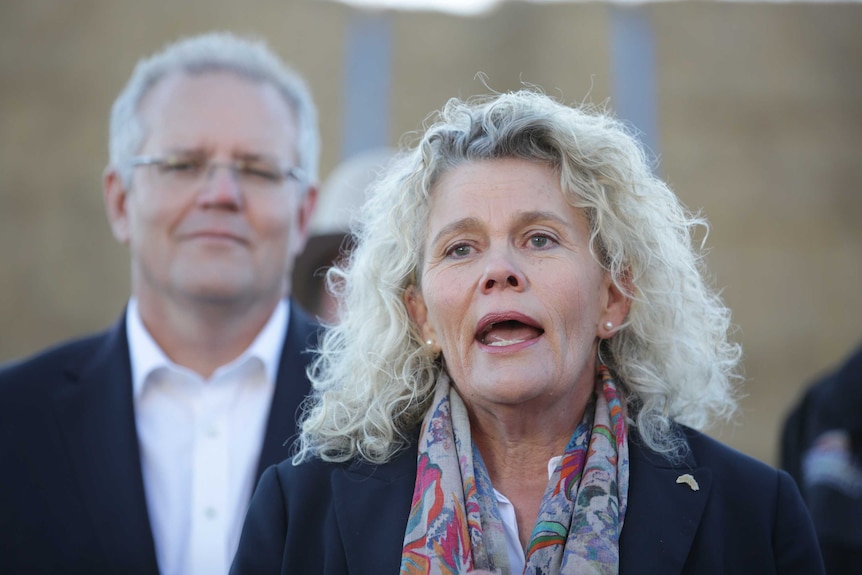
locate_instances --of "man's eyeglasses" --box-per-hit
[130,155,305,194]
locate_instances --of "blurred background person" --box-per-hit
[781,341,862,574]
[231,90,824,574]
[0,32,320,575]
[292,147,396,323]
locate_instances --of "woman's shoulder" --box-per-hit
[271,439,421,493]
[630,423,791,497]
[625,424,824,574]
[263,455,350,502]
[673,424,810,517]
[680,426,776,475]
[632,424,774,470]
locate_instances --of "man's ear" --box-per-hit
[292,183,318,256]
[404,285,437,347]
[103,167,131,245]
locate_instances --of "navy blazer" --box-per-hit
[231,426,824,575]
[0,300,319,575]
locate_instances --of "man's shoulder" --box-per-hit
[0,328,116,397]
[277,300,323,377]
[285,300,322,344]
[796,343,862,411]
[787,343,862,440]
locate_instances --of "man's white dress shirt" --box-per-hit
[126,298,288,575]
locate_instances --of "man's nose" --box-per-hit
[197,163,243,208]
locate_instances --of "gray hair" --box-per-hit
[296,89,742,464]
[108,31,319,188]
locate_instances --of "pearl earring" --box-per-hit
[604,321,614,331]
[426,339,434,346]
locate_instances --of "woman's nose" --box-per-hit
[480,249,526,293]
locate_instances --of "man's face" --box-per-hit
[105,71,314,310]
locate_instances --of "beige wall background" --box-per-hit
[1,0,860,466]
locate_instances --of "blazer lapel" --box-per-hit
[256,300,319,477]
[619,432,712,575]
[326,427,711,574]
[51,318,159,574]
[333,442,419,573]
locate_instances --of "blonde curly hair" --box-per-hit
[295,89,742,464]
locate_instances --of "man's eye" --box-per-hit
[162,159,202,173]
[240,164,282,182]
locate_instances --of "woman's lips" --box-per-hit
[476,313,544,347]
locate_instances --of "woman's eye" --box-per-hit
[447,244,472,258]
[530,235,551,248]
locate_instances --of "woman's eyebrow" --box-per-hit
[430,211,569,246]
[430,217,482,246]
[513,210,568,229]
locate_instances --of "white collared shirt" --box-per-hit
[127,298,288,575]
[494,455,563,573]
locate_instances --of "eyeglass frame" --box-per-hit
[129,154,306,191]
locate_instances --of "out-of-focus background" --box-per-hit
[1,0,860,466]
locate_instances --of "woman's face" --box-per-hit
[406,158,629,416]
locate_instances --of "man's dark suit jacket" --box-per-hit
[0,300,319,575]
[781,342,862,574]
[231,426,825,575]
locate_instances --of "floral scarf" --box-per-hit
[400,365,629,575]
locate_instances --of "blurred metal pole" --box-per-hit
[609,4,659,167]
[341,10,393,160]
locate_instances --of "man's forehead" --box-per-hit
[136,70,299,157]
[138,69,289,116]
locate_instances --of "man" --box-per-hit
[0,32,319,575]
[781,341,862,574]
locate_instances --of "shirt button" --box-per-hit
[205,424,218,438]
[204,507,217,520]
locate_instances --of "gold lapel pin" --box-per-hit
[676,473,700,491]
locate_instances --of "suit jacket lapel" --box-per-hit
[333,442,419,573]
[619,431,712,575]
[51,317,159,574]
[326,427,712,574]
[256,300,319,477]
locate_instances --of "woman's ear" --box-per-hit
[404,285,437,347]
[598,273,632,339]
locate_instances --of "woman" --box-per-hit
[231,90,823,574]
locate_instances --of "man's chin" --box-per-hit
[173,274,253,304]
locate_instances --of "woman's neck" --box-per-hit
[470,415,576,550]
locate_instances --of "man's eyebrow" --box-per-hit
[158,148,283,164]
[163,147,207,156]
[233,151,282,163]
